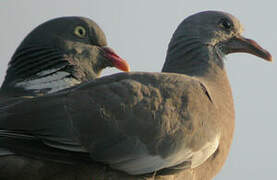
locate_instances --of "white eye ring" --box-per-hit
[74,26,87,38]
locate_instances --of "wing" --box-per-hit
[0,72,218,175]
[0,92,88,163]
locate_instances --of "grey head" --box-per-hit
[162,11,272,76]
[1,16,129,96]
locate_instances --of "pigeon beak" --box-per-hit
[224,36,272,62]
[101,47,130,72]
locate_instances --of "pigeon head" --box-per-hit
[163,11,272,75]
[2,17,129,95]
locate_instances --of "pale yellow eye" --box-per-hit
[74,26,87,38]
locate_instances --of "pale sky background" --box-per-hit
[0,1,276,179]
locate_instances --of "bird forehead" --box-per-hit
[79,17,99,29]
[37,17,81,31]
[21,17,107,48]
[29,17,96,39]
[186,11,242,30]
[80,17,107,46]
[21,17,80,43]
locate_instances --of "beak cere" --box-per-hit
[224,36,272,62]
[101,47,130,72]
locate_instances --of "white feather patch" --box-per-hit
[36,67,63,76]
[164,134,220,169]
[0,148,14,156]
[111,154,166,175]
[190,134,220,168]
[15,70,81,94]
[111,134,220,174]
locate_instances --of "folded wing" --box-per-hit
[0,72,218,175]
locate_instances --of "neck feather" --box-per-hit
[1,44,99,95]
[162,37,225,82]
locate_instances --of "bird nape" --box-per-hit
[0,16,129,97]
[0,11,272,180]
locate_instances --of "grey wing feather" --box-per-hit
[0,94,86,154]
[0,72,218,174]
[64,72,218,174]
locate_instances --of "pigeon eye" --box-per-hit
[74,26,87,38]
[219,19,233,30]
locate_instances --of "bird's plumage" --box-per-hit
[0,72,217,175]
[1,16,129,96]
[0,11,271,180]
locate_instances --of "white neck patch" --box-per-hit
[15,70,81,94]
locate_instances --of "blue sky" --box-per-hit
[0,1,276,179]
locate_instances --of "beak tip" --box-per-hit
[267,55,273,62]
[117,59,130,72]
[101,46,130,72]
[264,52,273,62]
[125,65,130,72]
[228,36,272,63]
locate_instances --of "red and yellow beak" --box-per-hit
[101,47,130,72]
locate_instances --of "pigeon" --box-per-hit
[0,11,272,180]
[1,16,129,97]
[0,16,129,180]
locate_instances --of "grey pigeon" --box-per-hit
[1,16,129,97]
[0,11,272,180]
